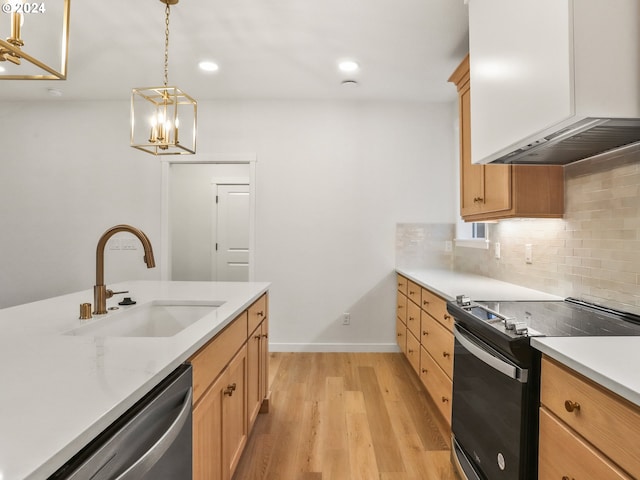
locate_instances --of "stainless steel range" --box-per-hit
[446,296,640,480]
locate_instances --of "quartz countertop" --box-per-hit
[0,280,269,480]
[531,337,640,407]
[396,268,640,408]
[396,268,562,301]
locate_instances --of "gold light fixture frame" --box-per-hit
[131,0,197,156]
[0,0,70,80]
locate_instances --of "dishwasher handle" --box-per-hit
[114,387,193,480]
[454,324,528,383]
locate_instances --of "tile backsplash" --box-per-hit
[454,146,640,315]
[396,223,455,270]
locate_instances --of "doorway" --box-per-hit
[160,156,256,281]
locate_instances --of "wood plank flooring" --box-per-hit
[233,352,461,480]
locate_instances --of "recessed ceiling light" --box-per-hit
[338,60,360,73]
[199,61,219,73]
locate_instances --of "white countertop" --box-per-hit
[532,337,640,407]
[396,268,562,301]
[0,280,269,480]
[397,268,640,408]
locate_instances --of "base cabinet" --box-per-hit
[191,293,269,480]
[396,274,453,427]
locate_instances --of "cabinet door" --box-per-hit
[479,163,511,214]
[193,371,226,480]
[247,324,262,428]
[224,345,248,480]
[259,318,269,408]
[458,72,484,217]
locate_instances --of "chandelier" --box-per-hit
[0,0,70,79]
[131,0,196,155]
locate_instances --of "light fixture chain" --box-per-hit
[163,2,170,87]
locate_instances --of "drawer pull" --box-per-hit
[423,300,429,306]
[262,333,268,339]
[397,332,402,337]
[408,349,414,354]
[562,477,575,480]
[257,310,265,317]
[254,334,261,340]
[409,316,415,321]
[444,314,451,321]
[422,330,429,336]
[443,351,451,358]
[224,383,237,396]
[441,396,449,403]
[564,400,581,413]
[398,305,404,309]
[421,368,428,374]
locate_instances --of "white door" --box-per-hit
[214,184,250,281]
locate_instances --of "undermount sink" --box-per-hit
[64,300,224,338]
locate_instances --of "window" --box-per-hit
[455,221,490,249]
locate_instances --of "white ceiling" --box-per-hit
[1,0,469,102]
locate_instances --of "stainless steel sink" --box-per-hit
[64,300,224,337]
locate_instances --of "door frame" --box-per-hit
[160,153,257,281]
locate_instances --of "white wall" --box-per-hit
[0,99,456,350]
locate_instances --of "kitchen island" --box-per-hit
[0,280,269,480]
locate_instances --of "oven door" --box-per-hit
[451,323,533,480]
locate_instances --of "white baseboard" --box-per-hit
[268,343,401,353]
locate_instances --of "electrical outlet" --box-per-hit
[525,244,533,264]
[445,240,453,253]
[494,242,501,259]
[108,239,121,250]
[342,313,351,325]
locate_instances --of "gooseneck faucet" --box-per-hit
[93,224,156,314]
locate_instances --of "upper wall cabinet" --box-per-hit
[449,55,564,222]
[468,0,640,165]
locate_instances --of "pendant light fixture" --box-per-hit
[131,0,197,155]
[0,0,70,79]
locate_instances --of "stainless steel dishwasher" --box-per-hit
[48,364,193,480]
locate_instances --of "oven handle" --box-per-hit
[454,325,528,383]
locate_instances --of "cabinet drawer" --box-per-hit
[421,288,453,332]
[540,356,640,477]
[396,317,407,355]
[407,280,421,306]
[190,312,249,405]
[397,274,408,295]
[396,291,407,324]
[538,408,631,480]
[405,330,420,375]
[420,311,454,380]
[248,294,267,335]
[419,346,452,425]
[406,299,421,339]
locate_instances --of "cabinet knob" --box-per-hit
[441,396,449,403]
[422,330,429,336]
[257,310,264,317]
[398,305,404,309]
[409,290,416,295]
[564,400,580,413]
[224,383,237,396]
[444,314,451,321]
[262,333,268,339]
[408,349,414,354]
[423,300,429,306]
[409,316,415,321]
[443,351,451,358]
[254,334,261,340]
[421,368,428,374]
[397,332,403,337]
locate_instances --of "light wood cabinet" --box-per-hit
[396,274,453,427]
[191,293,269,480]
[448,54,564,222]
[539,356,640,479]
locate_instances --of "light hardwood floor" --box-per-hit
[233,352,461,480]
